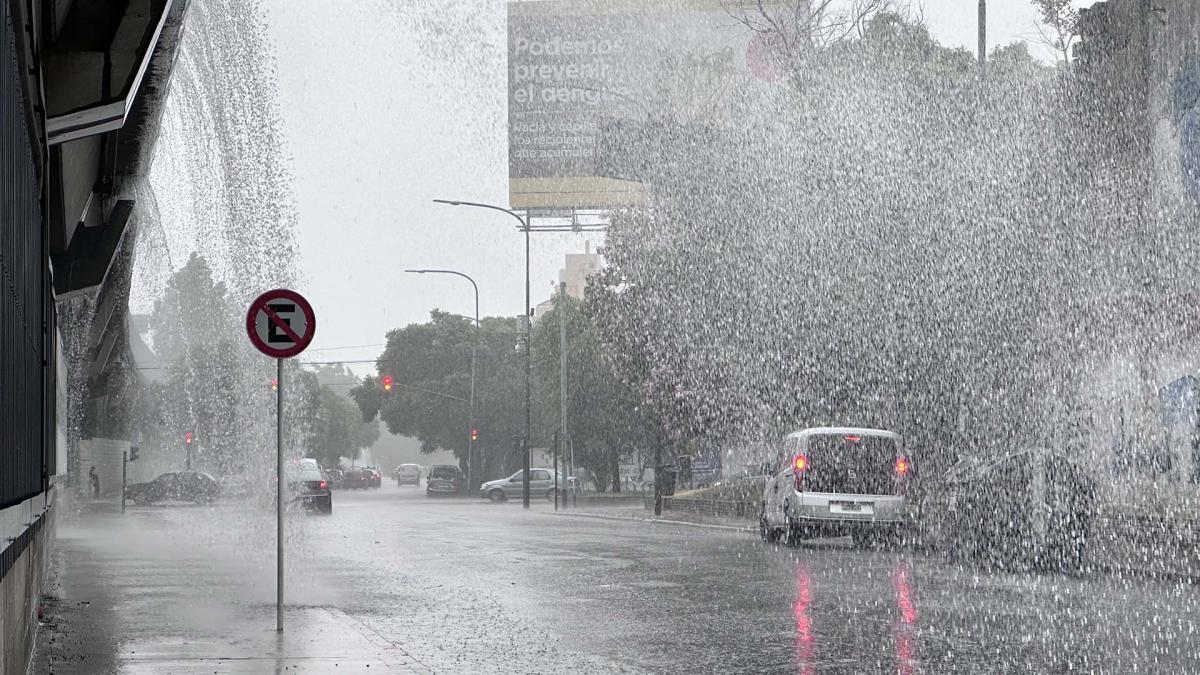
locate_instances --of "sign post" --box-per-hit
[245,288,315,634]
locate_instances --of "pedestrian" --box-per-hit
[89,465,100,499]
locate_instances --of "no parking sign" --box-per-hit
[245,288,315,634]
[245,288,315,358]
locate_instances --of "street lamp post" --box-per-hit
[405,268,479,494]
[434,199,533,509]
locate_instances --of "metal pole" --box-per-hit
[654,440,662,517]
[403,269,480,493]
[558,282,568,509]
[977,0,986,78]
[276,357,284,632]
[554,430,559,511]
[430,201,532,508]
[470,283,478,495]
[185,436,190,472]
[523,213,531,510]
[121,452,127,514]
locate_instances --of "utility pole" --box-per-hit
[558,282,568,509]
[434,200,533,509]
[978,0,987,79]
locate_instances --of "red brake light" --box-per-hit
[794,454,809,472]
[319,480,328,490]
[844,435,861,443]
[895,457,910,477]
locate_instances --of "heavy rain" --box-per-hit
[3,0,1200,673]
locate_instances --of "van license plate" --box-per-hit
[831,501,873,515]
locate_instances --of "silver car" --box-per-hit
[760,427,913,547]
[480,468,570,502]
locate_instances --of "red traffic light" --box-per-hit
[381,375,393,392]
[470,428,478,442]
[271,378,278,391]
[184,431,193,445]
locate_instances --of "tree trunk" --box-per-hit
[611,449,621,493]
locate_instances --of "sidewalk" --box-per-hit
[548,505,755,531]
[32,509,430,674]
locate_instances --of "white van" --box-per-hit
[395,463,421,487]
[760,427,911,546]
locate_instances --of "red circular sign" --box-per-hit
[245,288,316,358]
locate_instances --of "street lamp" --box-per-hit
[434,199,534,509]
[405,268,479,495]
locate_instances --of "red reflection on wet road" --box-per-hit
[793,565,816,675]
[893,563,919,675]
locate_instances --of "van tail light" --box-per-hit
[319,480,328,490]
[793,454,809,492]
[894,457,910,477]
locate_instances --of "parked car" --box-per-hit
[479,468,571,502]
[922,447,1095,572]
[395,463,421,486]
[426,465,463,496]
[287,459,332,514]
[125,472,220,505]
[760,427,912,547]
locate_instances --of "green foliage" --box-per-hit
[368,311,525,485]
[589,12,1103,478]
[532,292,658,492]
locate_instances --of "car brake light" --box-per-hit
[895,457,910,477]
[794,454,808,472]
[319,480,328,489]
[844,435,862,443]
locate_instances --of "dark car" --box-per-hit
[125,472,220,505]
[342,468,378,489]
[922,447,1095,572]
[426,465,463,496]
[287,459,332,513]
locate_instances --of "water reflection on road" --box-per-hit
[794,560,921,674]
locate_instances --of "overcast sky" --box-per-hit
[262,0,1085,371]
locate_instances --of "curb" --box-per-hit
[544,510,755,533]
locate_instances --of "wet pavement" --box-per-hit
[33,487,1200,674]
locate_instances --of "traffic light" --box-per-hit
[185,431,193,445]
[382,375,393,392]
[129,446,140,462]
[470,428,478,442]
[271,378,278,391]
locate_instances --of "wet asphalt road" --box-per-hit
[35,486,1200,674]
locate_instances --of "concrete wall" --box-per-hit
[0,489,56,675]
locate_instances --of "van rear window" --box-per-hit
[804,435,899,495]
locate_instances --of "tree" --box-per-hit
[1031,0,1080,65]
[588,12,1107,480]
[307,384,364,468]
[138,253,271,473]
[532,292,658,492]
[352,311,525,487]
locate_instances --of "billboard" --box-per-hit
[508,0,779,209]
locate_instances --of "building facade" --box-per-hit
[1076,1,1200,508]
[0,0,186,668]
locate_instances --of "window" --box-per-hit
[531,470,551,481]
